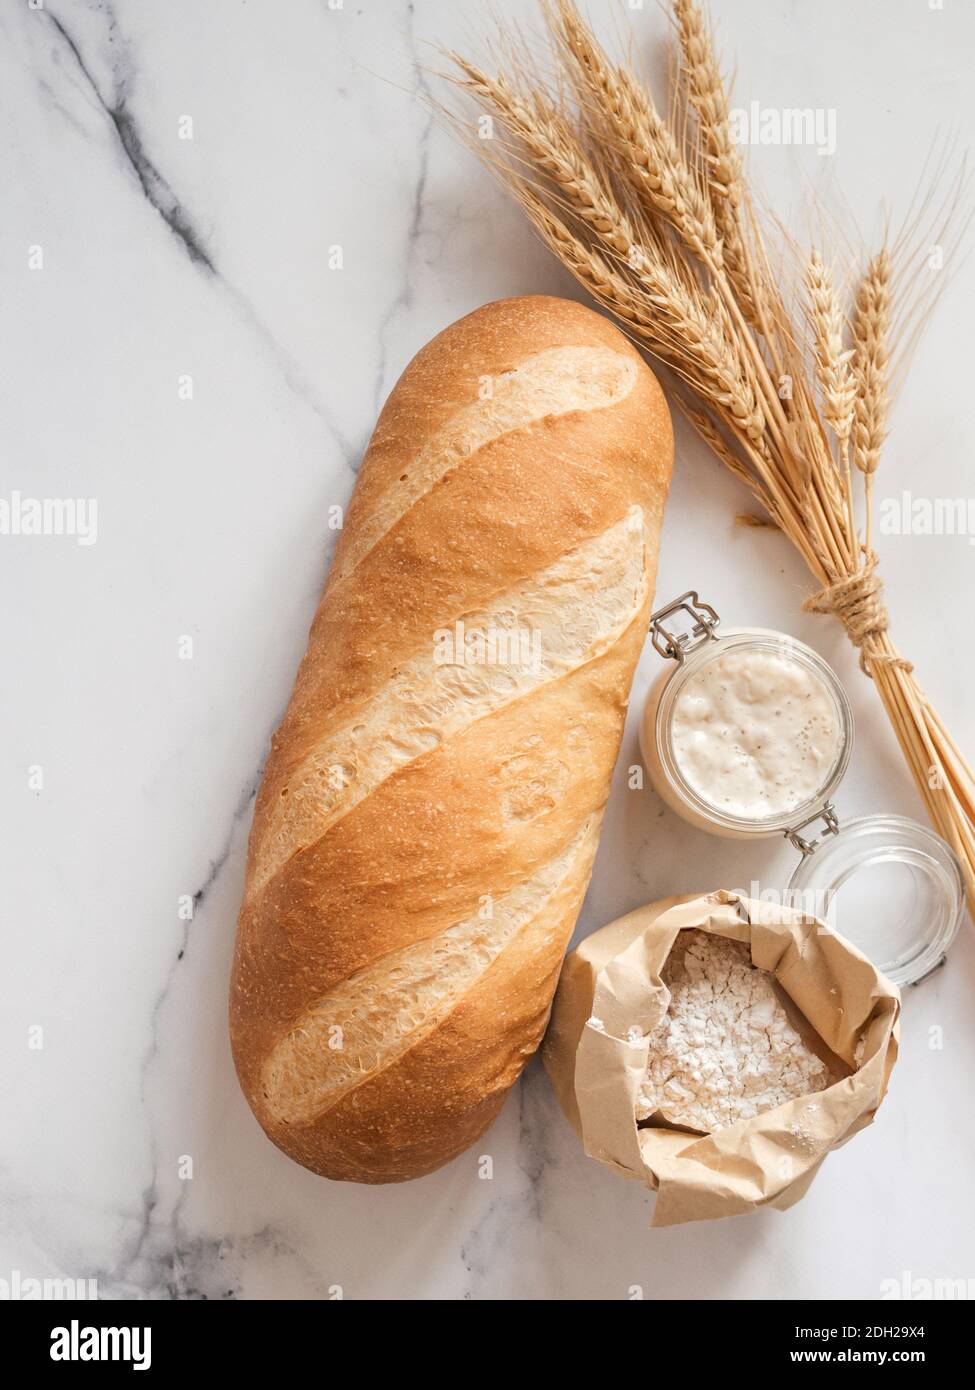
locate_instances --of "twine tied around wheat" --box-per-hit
[804,559,912,674]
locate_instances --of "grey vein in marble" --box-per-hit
[45,9,215,272]
[40,2,358,464]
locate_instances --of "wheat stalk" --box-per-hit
[851,249,892,553]
[806,252,857,446]
[671,0,764,328]
[444,0,975,917]
[806,250,857,538]
[673,0,741,205]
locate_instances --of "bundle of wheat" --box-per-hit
[443,0,975,912]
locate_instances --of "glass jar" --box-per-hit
[641,602,853,839]
[641,592,965,985]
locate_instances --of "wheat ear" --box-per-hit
[551,0,722,270]
[806,252,857,446]
[852,249,892,551]
[671,0,765,327]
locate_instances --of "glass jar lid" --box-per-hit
[787,813,965,986]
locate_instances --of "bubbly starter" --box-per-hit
[670,645,841,822]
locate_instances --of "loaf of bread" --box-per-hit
[230,295,673,1182]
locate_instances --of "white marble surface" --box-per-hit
[2,0,974,1301]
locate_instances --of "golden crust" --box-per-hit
[230,295,673,1182]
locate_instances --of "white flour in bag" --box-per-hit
[636,930,832,1132]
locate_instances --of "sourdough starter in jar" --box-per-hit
[670,645,841,821]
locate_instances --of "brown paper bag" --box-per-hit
[543,891,900,1226]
